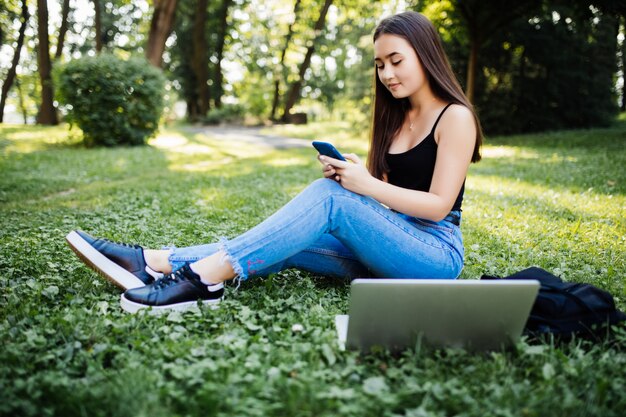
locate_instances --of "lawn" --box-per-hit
[0,119,625,417]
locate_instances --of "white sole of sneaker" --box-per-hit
[120,294,221,314]
[66,231,147,290]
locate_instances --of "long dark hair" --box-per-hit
[367,11,483,180]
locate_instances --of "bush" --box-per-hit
[201,104,244,125]
[55,54,166,146]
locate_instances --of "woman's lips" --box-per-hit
[388,83,400,90]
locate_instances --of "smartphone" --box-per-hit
[312,141,346,161]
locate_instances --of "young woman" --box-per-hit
[66,11,482,313]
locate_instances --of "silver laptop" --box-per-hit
[335,279,539,352]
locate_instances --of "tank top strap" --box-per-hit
[429,103,453,135]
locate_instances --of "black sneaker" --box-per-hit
[120,264,224,313]
[66,230,163,290]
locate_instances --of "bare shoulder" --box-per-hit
[435,103,476,144]
[441,104,474,128]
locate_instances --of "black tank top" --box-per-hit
[385,103,465,212]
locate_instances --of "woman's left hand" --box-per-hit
[318,153,375,195]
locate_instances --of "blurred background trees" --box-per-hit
[0,0,624,135]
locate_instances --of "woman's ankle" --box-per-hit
[190,251,236,285]
[144,249,173,274]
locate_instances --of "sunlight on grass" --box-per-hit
[150,132,222,156]
[261,121,369,154]
[481,146,539,159]
[149,133,189,148]
[261,121,356,140]
[154,130,265,155]
[469,176,624,220]
[462,173,625,285]
[0,123,82,154]
[265,157,310,167]
[150,129,317,175]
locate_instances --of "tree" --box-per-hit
[620,13,626,111]
[15,77,29,123]
[55,0,71,59]
[93,0,103,53]
[191,0,209,118]
[36,0,58,124]
[146,0,178,67]
[302,0,382,121]
[213,0,233,108]
[474,2,619,133]
[451,0,542,102]
[270,0,302,121]
[281,0,333,121]
[0,0,29,123]
[168,0,235,120]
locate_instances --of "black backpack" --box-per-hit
[481,267,626,340]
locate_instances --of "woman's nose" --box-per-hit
[381,66,394,81]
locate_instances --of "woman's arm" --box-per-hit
[321,104,476,221]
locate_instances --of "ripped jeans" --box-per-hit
[167,178,464,283]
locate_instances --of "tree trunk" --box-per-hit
[456,0,542,104]
[517,46,526,112]
[192,0,209,118]
[270,0,301,121]
[621,15,626,111]
[55,0,70,58]
[214,0,233,109]
[16,77,28,124]
[146,0,178,68]
[93,0,103,53]
[465,37,480,103]
[186,98,198,120]
[281,0,333,122]
[36,0,58,125]
[0,0,29,123]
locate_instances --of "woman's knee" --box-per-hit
[308,177,346,196]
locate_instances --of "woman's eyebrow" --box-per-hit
[374,52,402,62]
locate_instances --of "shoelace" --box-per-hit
[153,268,194,289]
[101,238,141,250]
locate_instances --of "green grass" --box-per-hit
[1,119,625,417]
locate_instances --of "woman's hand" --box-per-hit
[318,153,375,195]
[320,157,337,179]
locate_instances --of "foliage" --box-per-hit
[0,119,625,416]
[3,0,623,135]
[222,0,380,120]
[202,103,245,125]
[166,0,217,121]
[0,0,20,49]
[420,0,620,134]
[54,54,166,146]
[475,2,619,133]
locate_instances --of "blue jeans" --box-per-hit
[167,178,464,281]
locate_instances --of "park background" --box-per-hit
[1,0,625,416]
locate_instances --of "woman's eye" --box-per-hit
[392,61,402,65]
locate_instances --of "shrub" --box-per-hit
[55,54,166,146]
[201,104,245,125]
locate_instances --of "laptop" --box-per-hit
[335,279,539,352]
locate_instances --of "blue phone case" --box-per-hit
[312,141,346,161]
